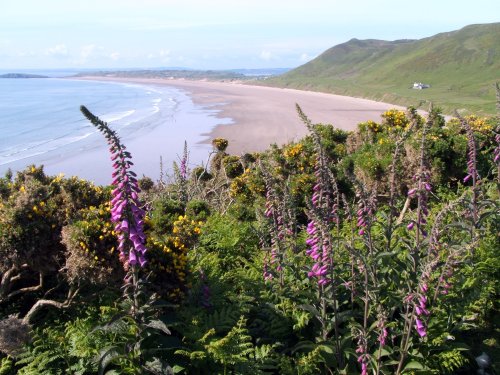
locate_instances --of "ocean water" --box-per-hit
[0,78,225,184]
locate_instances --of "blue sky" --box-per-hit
[1,0,499,70]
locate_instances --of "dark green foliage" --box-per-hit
[304,124,349,162]
[197,214,259,267]
[150,197,184,233]
[185,200,210,221]
[13,302,118,374]
[350,141,394,181]
[210,152,226,175]
[222,155,244,178]
[240,153,257,167]
[191,166,212,182]
[138,176,155,192]
[3,169,12,181]
[226,201,256,222]
[93,292,175,375]
[0,179,9,201]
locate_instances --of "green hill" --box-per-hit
[265,23,500,115]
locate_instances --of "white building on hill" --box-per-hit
[412,82,430,89]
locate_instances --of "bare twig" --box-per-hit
[5,272,44,301]
[22,287,79,324]
[0,264,29,300]
[397,197,411,224]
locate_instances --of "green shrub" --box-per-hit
[222,156,244,178]
[186,199,211,221]
[150,197,184,233]
[192,166,212,182]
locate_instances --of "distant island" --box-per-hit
[0,73,48,79]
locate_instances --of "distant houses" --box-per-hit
[412,82,430,89]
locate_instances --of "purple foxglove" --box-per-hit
[415,318,426,337]
[81,105,148,268]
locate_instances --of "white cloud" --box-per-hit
[300,53,312,62]
[17,50,36,57]
[147,49,171,63]
[109,52,120,61]
[159,49,171,63]
[80,44,96,59]
[129,21,222,31]
[45,44,68,58]
[259,50,273,61]
[0,38,10,47]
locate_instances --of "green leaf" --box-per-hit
[172,365,185,373]
[378,347,392,357]
[318,344,335,354]
[403,360,424,371]
[143,357,173,374]
[375,251,396,260]
[291,340,316,353]
[97,346,122,375]
[146,319,171,335]
[298,304,320,318]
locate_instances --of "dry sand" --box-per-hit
[79,77,405,155]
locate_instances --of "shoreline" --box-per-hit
[2,76,408,186]
[42,82,218,184]
[76,76,406,155]
[0,78,222,185]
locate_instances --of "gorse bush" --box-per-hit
[0,95,498,374]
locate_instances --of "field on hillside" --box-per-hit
[265,23,500,116]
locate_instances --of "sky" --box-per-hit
[0,0,499,70]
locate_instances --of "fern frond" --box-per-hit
[202,306,241,333]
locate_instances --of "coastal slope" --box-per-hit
[265,23,500,115]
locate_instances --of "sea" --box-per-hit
[0,71,230,185]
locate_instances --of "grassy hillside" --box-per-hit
[264,23,500,115]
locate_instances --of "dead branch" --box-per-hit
[22,287,79,324]
[397,197,411,224]
[0,264,29,299]
[5,272,44,301]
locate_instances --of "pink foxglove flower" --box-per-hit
[415,318,427,337]
[81,105,147,268]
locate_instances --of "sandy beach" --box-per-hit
[78,77,405,155]
[21,76,409,185]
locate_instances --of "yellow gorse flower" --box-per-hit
[284,143,304,159]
